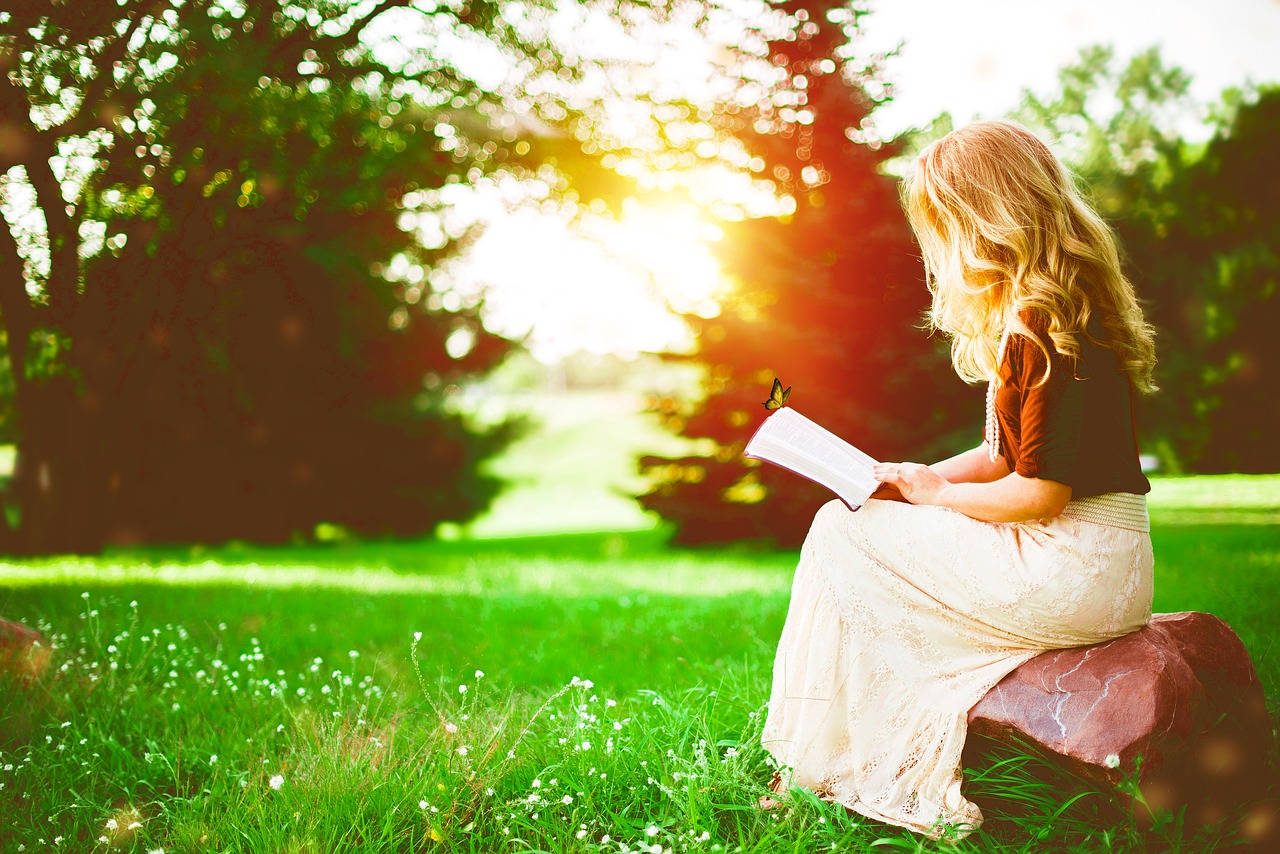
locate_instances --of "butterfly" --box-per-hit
[762,377,791,411]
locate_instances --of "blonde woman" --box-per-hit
[761,120,1158,838]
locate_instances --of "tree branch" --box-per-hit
[50,0,171,142]
[0,198,41,402]
[268,0,416,73]
[0,68,39,175]
[23,152,82,323]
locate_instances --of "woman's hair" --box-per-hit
[902,119,1157,392]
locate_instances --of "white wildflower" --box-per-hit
[269,774,284,790]
[1104,753,1121,769]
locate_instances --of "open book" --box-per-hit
[743,407,879,511]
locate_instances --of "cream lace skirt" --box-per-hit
[762,496,1154,838]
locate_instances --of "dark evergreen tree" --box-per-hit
[639,1,974,546]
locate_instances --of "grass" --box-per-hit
[0,395,1277,852]
[462,390,705,539]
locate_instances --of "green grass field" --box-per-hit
[1,395,1277,852]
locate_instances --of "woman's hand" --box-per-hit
[873,462,952,507]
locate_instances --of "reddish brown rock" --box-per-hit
[966,612,1275,825]
[0,617,49,681]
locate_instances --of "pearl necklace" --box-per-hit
[985,329,1011,463]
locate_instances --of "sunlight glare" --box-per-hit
[594,200,726,320]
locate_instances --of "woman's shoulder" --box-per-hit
[1008,308,1056,355]
[1002,308,1073,385]
[1008,306,1120,382]
[1013,306,1054,336]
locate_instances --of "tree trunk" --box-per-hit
[10,379,108,554]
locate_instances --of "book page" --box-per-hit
[743,408,880,510]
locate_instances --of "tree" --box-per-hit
[639,1,973,546]
[1016,47,1280,472]
[1120,87,1280,472]
[0,0,613,551]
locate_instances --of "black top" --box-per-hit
[993,315,1150,497]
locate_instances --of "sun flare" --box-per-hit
[435,192,732,362]
[596,200,726,320]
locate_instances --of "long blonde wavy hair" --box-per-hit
[902,120,1157,392]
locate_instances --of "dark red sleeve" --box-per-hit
[1011,332,1086,486]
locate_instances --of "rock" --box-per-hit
[0,617,49,681]
[965,612,1275,827]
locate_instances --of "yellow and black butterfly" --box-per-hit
[762,377,791,411]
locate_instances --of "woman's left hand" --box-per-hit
[873,462,952,507]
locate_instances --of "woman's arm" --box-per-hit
[930,442,1011,483]
[872,462,1072,523]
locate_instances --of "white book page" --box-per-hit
[743,408,880,510]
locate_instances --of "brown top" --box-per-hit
[993,316,1150,497]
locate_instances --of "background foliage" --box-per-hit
[2,4,1276,554]
[1015,47,1280,474]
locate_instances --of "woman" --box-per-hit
[760,120,1158,838]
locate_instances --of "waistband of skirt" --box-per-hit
[1060,492,1150,533]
